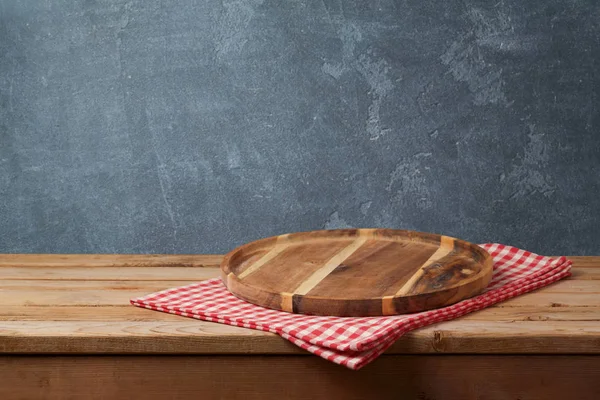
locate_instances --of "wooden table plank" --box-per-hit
[1,254,598,399]
[2,355,599,400]
[3,305,600,322]
[2,277,599,307]
[0,266,217,281]
[2,319,600,354]
[566,267,600,279]
[0,280,196,306]
[0,255,598,357]
[499,292,600,307]
[0,254,222,268]
[564,256,600,268]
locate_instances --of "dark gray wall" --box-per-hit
[1,0,599,255]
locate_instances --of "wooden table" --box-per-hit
[1,254,599,399]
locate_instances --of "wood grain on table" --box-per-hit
[1,254,599,399]
[0,254,598,355]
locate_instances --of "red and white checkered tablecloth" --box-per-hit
[130,243,572,370]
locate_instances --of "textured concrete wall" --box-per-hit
[1,1,599,255]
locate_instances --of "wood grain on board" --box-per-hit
[221,229,494,316]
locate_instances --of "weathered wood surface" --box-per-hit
[1,355,599,400]
[0,254,598,355]
[221,229,493,316]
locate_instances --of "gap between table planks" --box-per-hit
[0,254,599,355]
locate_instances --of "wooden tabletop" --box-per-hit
[1,254,599,356]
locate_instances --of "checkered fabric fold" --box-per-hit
[130,243,572,370]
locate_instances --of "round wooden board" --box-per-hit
[220,229,493,317]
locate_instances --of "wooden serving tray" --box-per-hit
[220,229,493,316]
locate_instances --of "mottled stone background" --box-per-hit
[1,1,599,255]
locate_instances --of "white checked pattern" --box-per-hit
[130,244,572,370]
